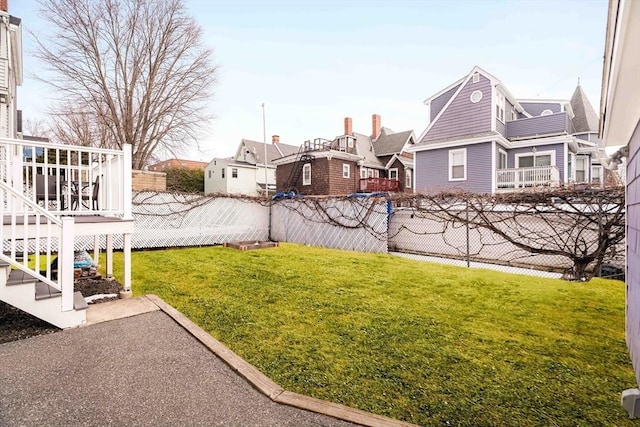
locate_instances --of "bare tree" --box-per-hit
[392,187,625,281]
[32,0,218,169]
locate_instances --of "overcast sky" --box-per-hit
[10,0,608,162]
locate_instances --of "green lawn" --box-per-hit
[104,243,636,426]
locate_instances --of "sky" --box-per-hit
[10,0,609,163]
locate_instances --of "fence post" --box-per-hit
[466,200,470,268]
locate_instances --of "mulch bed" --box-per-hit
[0,277,123,344]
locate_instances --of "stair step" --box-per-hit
[73,291,88,311]
[35,281,61,300]
[6,270,38,286]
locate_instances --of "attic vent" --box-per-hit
[472,72,479,83]
[470,90,483,103]
[541,109,553,116]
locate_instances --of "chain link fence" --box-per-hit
[67,191,624,280]
[271,197,387,253]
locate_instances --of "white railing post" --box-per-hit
[59,217,75,312]
[123,144,133,219]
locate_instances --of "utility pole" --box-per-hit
[262,103,268,198]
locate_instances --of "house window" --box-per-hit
[472,72,479,83]
[516,150,554,168]
[302,163,311,185]
[541,109,553,116]
[208,170,212,179]
[367,169,374,178]
[498,149,507,170]
[343,164,350,178]
[496,92,505,122]
[405,170,412,189]
[592,165,603,184]
[232,168,238,178]
[449,148,467,181]
[374,169,380,178]
[389,168,399,180]
[575,156,587,182]
[360,168,367,179]
[470,90,483,103]
[222,168,225,178]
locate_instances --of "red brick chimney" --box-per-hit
[372,114,381,140]
[272,135,279,144]
[344,117,352,135]
[0,0,7,12]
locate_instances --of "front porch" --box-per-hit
[496,165,561,190]
[0,137,133,328]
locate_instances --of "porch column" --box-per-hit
[123,232,131,292]
[60,217,75,312]
[106,234,113,278]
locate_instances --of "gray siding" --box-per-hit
[421,75,492,143]
[520,102,562,116]
[415,142,493,194]
[506,112,571,140]
[496,119,506,136]
[430,83,461,122]
[626,120,640,386]
[508,143,566,180]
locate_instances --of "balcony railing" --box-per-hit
[496,165,560,189]
[303,136,357,154]
[506,112,573,140]
[359,177,400,192]
[0,137,132,217]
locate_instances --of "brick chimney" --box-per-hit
[272,135,279,144]
[372,114,381,140]
[344,117,352,135]
[0,0,7,12]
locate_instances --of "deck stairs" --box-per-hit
[0,261,87,328]
[0,138,133,329]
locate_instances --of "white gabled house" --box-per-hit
[0,4,134,328]
[204,136,298,196]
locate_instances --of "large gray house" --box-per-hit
[408,66,614,194]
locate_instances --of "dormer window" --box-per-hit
[541,109,553,116]
[472,72,479,83]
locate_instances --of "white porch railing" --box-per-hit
[0,181,75,311]
[0,138,132,217]
[496,165,561,189]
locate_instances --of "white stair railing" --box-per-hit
[496,165,561,189]
[0,180,75,311]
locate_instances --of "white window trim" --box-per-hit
[591,165,603,184]
[360,168,367,179]
[498,148,507,170]
[302,163,311,185]
[231,167,238,178]
[470,90,483,103]
[472,72,479,83]
[448,148,467,181]
[515,150,556,168]
[342,163,350,179]
[540,109,553,116]
[405,169,412,188]
[389,168,399,180]
[574,155,588,182]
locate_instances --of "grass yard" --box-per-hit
[104,243,635,426]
